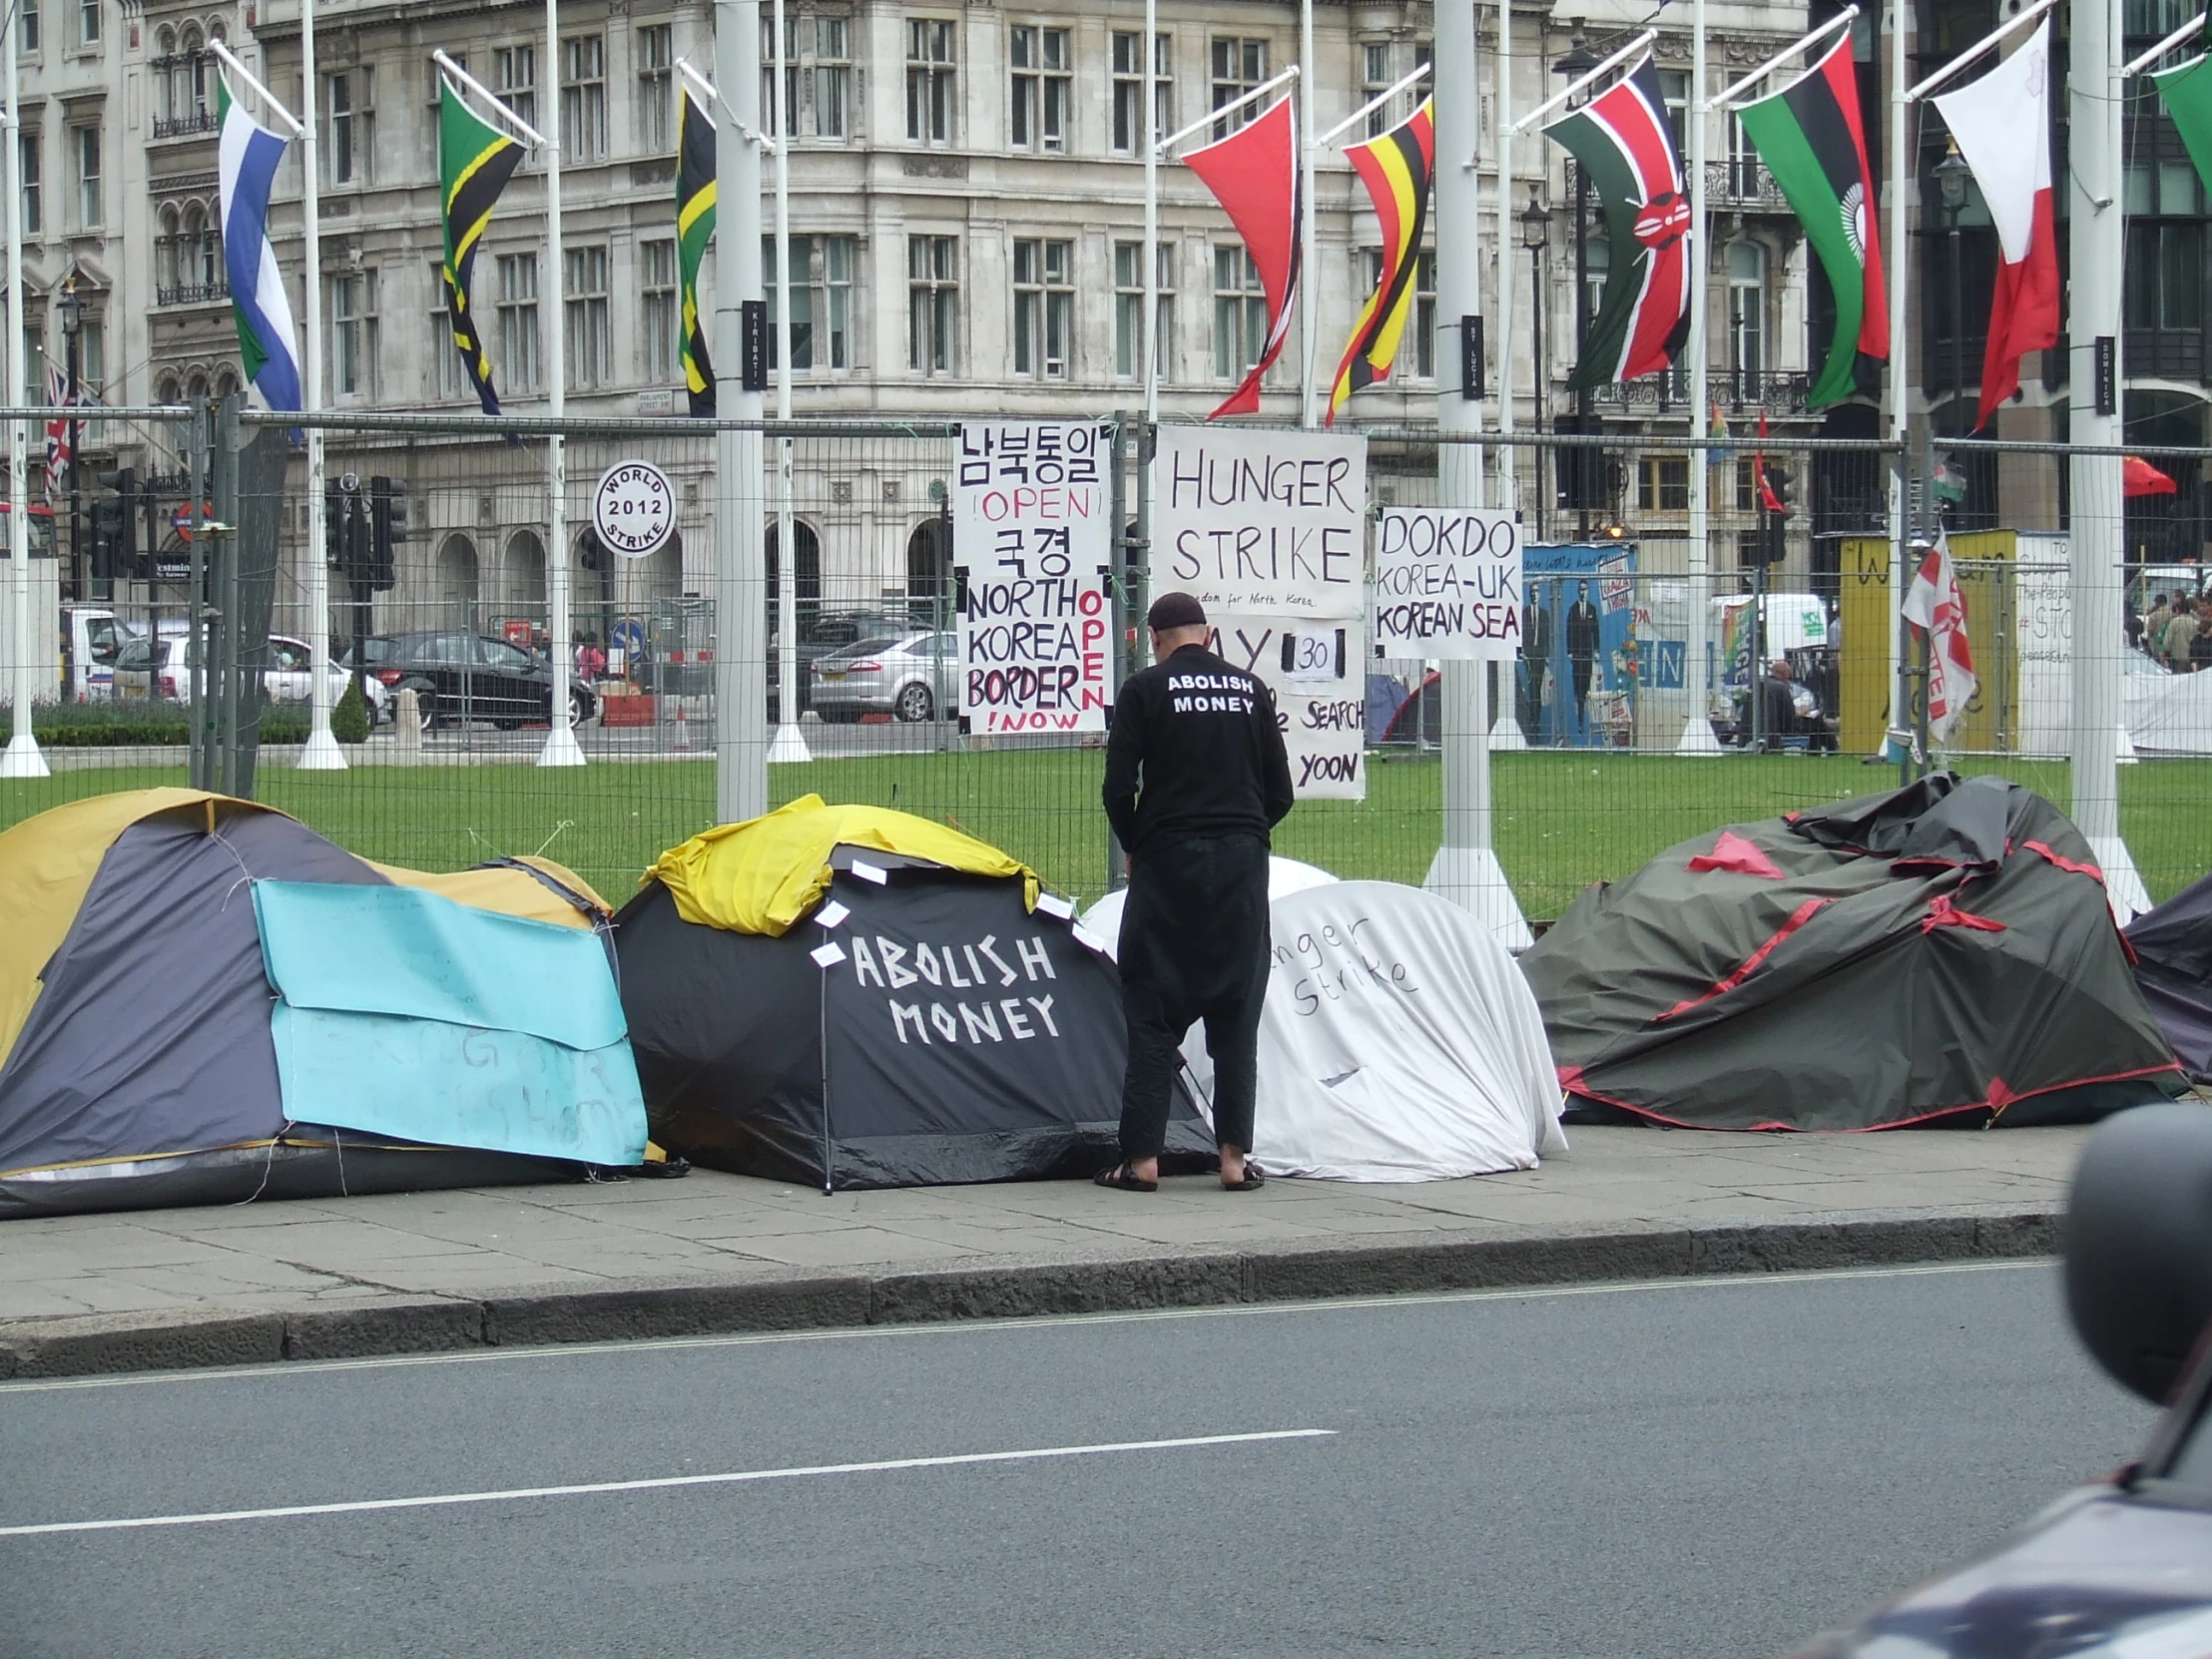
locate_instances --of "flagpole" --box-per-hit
[278,10,340,770]
[1678,0,1721,756]
[1,0,43,779]
[535,0,581,767]
[715,0,769,824]
[1298,0,1318,429]
[1142,0,1158,422]
[2069,0,2149,916]
[1491,0,1513,512]
[1884,0,1909,767]
[1422,0,1528,948]
[766,0,809,765]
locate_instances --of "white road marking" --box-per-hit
[0,1258,2049,1395]
[0,1428,1338,1538]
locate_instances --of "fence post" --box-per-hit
[1105,410,1130,894]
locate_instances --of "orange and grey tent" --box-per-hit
[0,790,646,1219]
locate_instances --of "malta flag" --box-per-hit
[1902,534,1978,742]
[1183,94,1302,420]
[1933,21,2059,432]
[1326,97,1434,425]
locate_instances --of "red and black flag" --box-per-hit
[1182,94,1303,420]
[1327,97,1434,426]
[1540,57,1692,391]
[1736,34,1887,408]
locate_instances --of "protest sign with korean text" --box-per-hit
[1151,426,1368,617]
[953,421,1112,734]
[1374,508,1522,660]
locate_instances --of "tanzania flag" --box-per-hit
[2152,50,2212,199]
[1541,58,1692,391]
[677,85,717,417]
[437,77,524,416]
[1736,35,1887,408]
[1326,98,1434,426]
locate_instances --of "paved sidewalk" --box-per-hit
[0,1126,2088,1379]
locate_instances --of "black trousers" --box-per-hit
[1116,832,1271,1162]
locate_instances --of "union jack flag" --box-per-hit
[42,364,70,505]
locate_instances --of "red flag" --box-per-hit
[1182,94,1303,420]
[1756,410,1784,514]
[1933,23,2060,431]
[1901,534,1978,742]
[2124,455,2179,497]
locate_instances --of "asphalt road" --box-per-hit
[0,1262,2152,1659]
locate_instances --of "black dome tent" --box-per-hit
[1520,774,2182,1130]
[615,797,1211,1189]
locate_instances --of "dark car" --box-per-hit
[1787,1102,2212,1658]
[344,631,597,732]
[769,607,931,719]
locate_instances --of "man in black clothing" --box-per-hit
[1565,580,1601,738]
[1098,592,1295,1193]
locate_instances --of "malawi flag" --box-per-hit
[2152,49,2212,199]
[1183,94,1303,419]
[1326,98,1434,426]
[677,85,718,417]
[1933,21,2059,432]
[437,77,526,417]
[1542,57,1692,391]
[1736,35,1886,408]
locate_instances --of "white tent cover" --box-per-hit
[1075,855,1339,957]
[1150,880,1565,1182]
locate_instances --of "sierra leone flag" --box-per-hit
[217,78,302,412]
[677,84,717,417]
[438,77,525,417]
[1542,57,1692,391]
[1737,34,1888,408]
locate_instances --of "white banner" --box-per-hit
[953,421,1112,734]
[1208,613,1367,800]
[1151,427,1367,617]
[1374,508,1522,660]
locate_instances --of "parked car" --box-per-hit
[344,631,597,731]
[1783,1102,2212,1657]
[115,633,387,721]
[809,630,958,723]
[769,607,930,719]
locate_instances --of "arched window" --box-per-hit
[157,206,181,296]
[155,28,178,125]
[1728,243,1766,387]
[215,368,240,399]
[764,519,822,629]
[186,371,210,401]
[502,529,546,615]
[181,26,208,126]
[155,373,180,406]
[905,515,951,622]
[437,534,481,613]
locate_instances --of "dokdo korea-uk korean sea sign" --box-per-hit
[1374,508,1522,660]
[952,421,1113,735]
[1152,426,1370,800]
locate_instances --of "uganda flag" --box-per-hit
[1326,98,1434,427]
[1736,35,1887,408]
[1541,57,1692,391]
[677,85,718,417]
[437,78,525,417]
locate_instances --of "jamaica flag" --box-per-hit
[437,78,525,416]
[1737,35,1887,408]
[1326,98,1434,426]
[677,85,718,417]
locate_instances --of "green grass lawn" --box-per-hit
[6,748,2208,921]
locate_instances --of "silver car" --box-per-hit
[809,630,957,723]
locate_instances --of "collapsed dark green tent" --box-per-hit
[1520,774,2182,1129]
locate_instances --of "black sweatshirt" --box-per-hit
[1102,644,1296,858]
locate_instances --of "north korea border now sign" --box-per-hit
[592,461,677,559]
[1374,508,1522,660]
[952,421,1112,735]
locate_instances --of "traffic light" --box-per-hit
[367,475,406,593]
[1746,464,1794,568]
[326,476,372,590]
[90,467,137,581]
[578,527,609,572]
[1765,465,1796,518]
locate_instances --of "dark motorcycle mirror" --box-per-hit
[2064,1101,2212,1404]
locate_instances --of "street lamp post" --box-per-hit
[1935,136,1971,471]
[1553,31,1600,541]
[56,276,80,598]
[1520,186,1550,543]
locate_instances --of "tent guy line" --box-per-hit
[0,1430,1339,1539]
[0,1260,2047,1396]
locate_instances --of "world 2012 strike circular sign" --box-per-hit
[592,460,677,559]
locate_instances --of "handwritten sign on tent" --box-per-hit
[1151,426,1367,617]
[952,421,1112,735]
[1374,508,1522,660]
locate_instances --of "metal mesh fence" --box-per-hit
[3,408,2208,923]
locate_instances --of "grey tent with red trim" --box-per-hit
[2124,873,2212,1083]
[1519,774,2181,1130]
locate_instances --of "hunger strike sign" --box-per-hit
[1374,508,1522,660]
[952,421,1112,735]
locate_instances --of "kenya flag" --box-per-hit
[1737,35,1887,408]
[1542,57,1692,391]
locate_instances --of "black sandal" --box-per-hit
[1221,1165,1265,1191]
[1094,1163,1159,1193]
